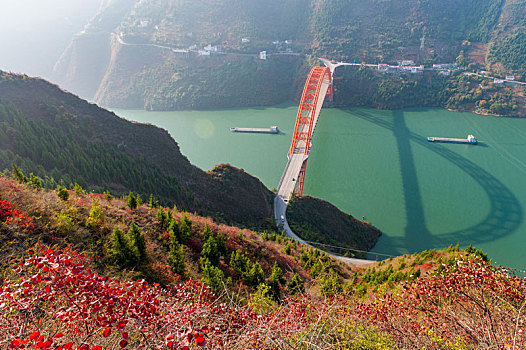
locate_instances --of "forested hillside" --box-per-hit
[0,71,380,250]
[51,0,524,115]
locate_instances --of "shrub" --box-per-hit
[287,273,305,295]
[86,204,104,230]
[74,183,85,196]
[127,191,137,210]
[56,186,69,201]
[167,239,185,277]
[109,227,139,268]
[128,222,146,262]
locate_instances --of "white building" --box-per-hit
[241,38,250,43]
[259,51,267,60]
[198,50,211,56]
[506,75,515,81]
[494,78,505,84]
[204,44,218,52]
[433,63,459,70]
[401,65,424,74]
[138,20,150,28]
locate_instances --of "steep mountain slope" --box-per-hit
[0,71,381,249]
[487,0,526,77]
[51,0,523,113]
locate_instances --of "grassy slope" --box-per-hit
[1,177,525,348]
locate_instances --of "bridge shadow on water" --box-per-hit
[344,109,523,255]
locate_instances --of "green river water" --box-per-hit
[114,105,526,269]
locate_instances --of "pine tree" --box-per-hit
[179,215,192,241]
[168,219,181,242]
[12,164,27,183]
[104,191,113,201]
[287,273,305,295]
[230,250,250,277]
[216,231,227,256]
[86,204,104,230]
[268,262,285,300]
[74,182,85,196]
[148,194,159,208]
[128,222,146,261]
[201,234,220,265]
[246,261,265,287]
[156,208,168,229]
[202,223,213,241]
[109,227,138,268]
[167,235,185,276]
[201,258,225,295]
[319,269,342,297]
[127,191,137,210]
[56,185,69,201]
[29,173,42,189]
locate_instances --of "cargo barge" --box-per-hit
[427,134,477,144]
[231,126,279,134]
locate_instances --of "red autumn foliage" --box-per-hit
[0,199,34,231]
[356,257,526,348]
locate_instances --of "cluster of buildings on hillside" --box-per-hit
[195,38,294,60]
[377,60,459,75]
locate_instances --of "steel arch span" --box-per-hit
[287,66,332,195]
[274,65,332,239]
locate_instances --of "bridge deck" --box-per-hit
[275,78,330,202]
[273,66,371,266]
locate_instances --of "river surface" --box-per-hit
[114,105,526,270]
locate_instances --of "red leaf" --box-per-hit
[54,333,64,339]
[29,332,40,341]
[196,336,205,345]
[92,347,102,350]
[119,339,128,348]
[64,342,73,350]
[102,328,111,337]
[122,332,128,339]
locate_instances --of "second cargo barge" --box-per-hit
[427,134,477,144]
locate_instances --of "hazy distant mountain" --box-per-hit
[51,0,524,111]
[0,0,102,80]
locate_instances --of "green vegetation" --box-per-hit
[286,195,381,258]
[489,32,526,77]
